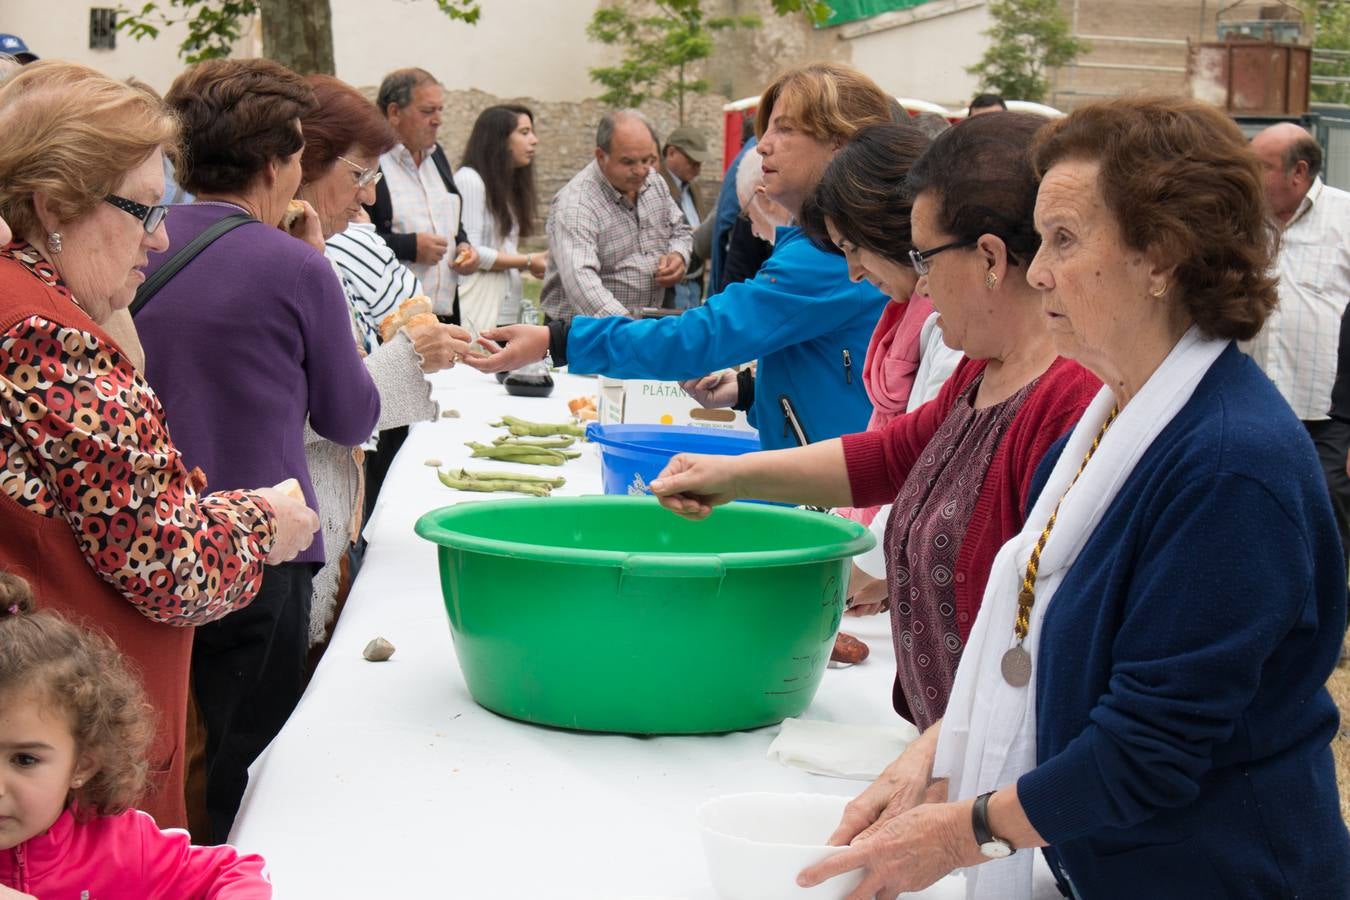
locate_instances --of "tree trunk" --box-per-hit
[259,0,335,75]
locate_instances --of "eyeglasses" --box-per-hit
[104,194,168,234]
[908,238,976,277]
[337,156,383,189]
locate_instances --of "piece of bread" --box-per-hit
[397,296,433,319]
[280,199,306,230]
[274,477,304,501]
[378,294,435,343]
[405,313,438,330]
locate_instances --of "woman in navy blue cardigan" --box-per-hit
[800,97,1350,899]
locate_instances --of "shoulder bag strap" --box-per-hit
[130,213,254,317]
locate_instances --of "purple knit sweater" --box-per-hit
[135,202,380,564]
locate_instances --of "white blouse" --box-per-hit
[455,165,523,326]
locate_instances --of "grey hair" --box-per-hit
[376,67,439,115]
[911,112,952,140]
[596,109,659,153]
[1283,131,1323,179]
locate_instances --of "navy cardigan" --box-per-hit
[1018,343,1349,898]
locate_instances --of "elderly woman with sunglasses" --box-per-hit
[652,113,1098,734]
[0,61,321,829]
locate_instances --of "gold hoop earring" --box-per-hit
[1149,283,1167,298]
[985,270,998,290]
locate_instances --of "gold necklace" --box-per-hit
[1001,406,1118,687]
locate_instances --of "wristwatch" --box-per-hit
[972,791,1015,859]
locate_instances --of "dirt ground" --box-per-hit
[1331,636,1350,823]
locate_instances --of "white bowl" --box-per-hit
[696,792,865,900]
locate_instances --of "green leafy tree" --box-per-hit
[965,0,1083,103]
[1303,0,1350,104]
[117,0,481,74]
[586,0,831,124]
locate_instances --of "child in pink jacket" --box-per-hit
[0,574,270,898]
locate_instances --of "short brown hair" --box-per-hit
[0,61,177,242]
[1032,96,1278,341]
[0,574,155,819]
[755,62,892,145]
[299,75,398,182]
[166,58,317,195]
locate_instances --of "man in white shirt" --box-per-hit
[365,67,479,321]
[1248,122,1350,561]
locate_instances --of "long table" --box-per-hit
[230,366,966,898]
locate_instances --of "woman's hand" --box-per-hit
[679,371,739,409]
[798,801,977,898]
[451,242,481,275]
[460,324,549,374]
[0,885,38,900]
[845,563,889,617]
[649,453,744,519]
[287,199,325,253]
[527,251,548,279]
[253,485,320,565]
[828,722,945,847]
[407,322,475,373]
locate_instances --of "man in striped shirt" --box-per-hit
[540,110,692,321]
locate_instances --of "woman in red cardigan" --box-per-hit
[653,112,1098,733]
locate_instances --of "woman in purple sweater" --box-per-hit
[133,59,380,843]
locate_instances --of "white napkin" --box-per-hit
[767,717,920,781]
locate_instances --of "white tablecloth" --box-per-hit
[230,366,967,899]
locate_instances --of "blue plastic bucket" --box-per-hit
[585,423,761,497]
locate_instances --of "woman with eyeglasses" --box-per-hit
[294,74,475,657]
[0,61,322,830]
[131,58,384,843]
[652,113,1098,734]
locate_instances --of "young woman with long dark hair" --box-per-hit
[455,104,546,330]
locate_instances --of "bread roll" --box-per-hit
[280,199,306,230]
[378,294,435,343]
[405,313,439,330]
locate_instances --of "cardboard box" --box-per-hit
[596,375,756,433]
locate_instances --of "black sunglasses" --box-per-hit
[104,194,169,234]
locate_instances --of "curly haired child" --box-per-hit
[0,574,271,898]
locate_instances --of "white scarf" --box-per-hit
[932,327,1227,899]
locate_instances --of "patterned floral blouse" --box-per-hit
[0,243,275,624]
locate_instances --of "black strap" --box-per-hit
[130,213,253,317]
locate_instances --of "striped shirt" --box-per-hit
[540,161,692,320]
[1248,178,1350,420]
[326,222,424,351]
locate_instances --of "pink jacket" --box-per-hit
[0,807,270,898]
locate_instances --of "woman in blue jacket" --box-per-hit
[793,97,1350,900]
[466,62,890,450]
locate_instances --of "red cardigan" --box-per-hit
[842,356,1100,644]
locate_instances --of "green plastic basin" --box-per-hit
[414,496,874,734]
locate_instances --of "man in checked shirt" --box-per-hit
[1248,123,1350,566]
[540,110,693,321]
